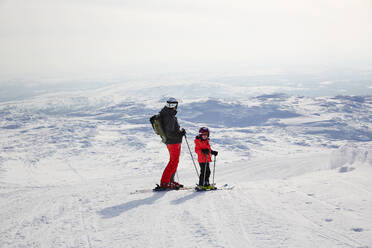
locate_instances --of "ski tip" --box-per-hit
[153,184,164,191]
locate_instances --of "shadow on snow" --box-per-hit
[98,193,165,219]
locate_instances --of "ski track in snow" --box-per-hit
[0,90,372,248]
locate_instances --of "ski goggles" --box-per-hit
[166,102,178,108]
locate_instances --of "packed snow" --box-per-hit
[0,84,371,248]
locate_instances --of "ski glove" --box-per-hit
[202,149,210,155]
[180,128,186,136]
[211,150,218,156]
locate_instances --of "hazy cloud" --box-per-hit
[0,0,371,81]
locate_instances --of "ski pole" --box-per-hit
[184,134,200,177]
[212,155,216,186]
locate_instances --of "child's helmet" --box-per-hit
[166,97,178,109]
[199,127,209,137]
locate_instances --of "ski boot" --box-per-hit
[171,181,184,188]
[153,182,180,191]
[195,182,217,191]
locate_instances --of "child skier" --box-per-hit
[194,127,218,189]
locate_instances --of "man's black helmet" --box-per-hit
[166,97,178,109]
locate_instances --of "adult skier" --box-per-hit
[157,97,186,189]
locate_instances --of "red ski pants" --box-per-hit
[161,143,181,184]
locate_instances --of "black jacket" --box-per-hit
[159,107,183,144]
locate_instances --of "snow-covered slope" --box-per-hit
[0,86,371,247]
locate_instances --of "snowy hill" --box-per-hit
[0,85,371,247]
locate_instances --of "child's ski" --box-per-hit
[195,183,233,192]
[195,185,217,191]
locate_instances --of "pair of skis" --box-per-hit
[153,183,217,192]
[130,184,233,195]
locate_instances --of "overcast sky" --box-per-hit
[0,0,371,83]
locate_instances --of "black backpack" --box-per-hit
[150,114,167,143]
